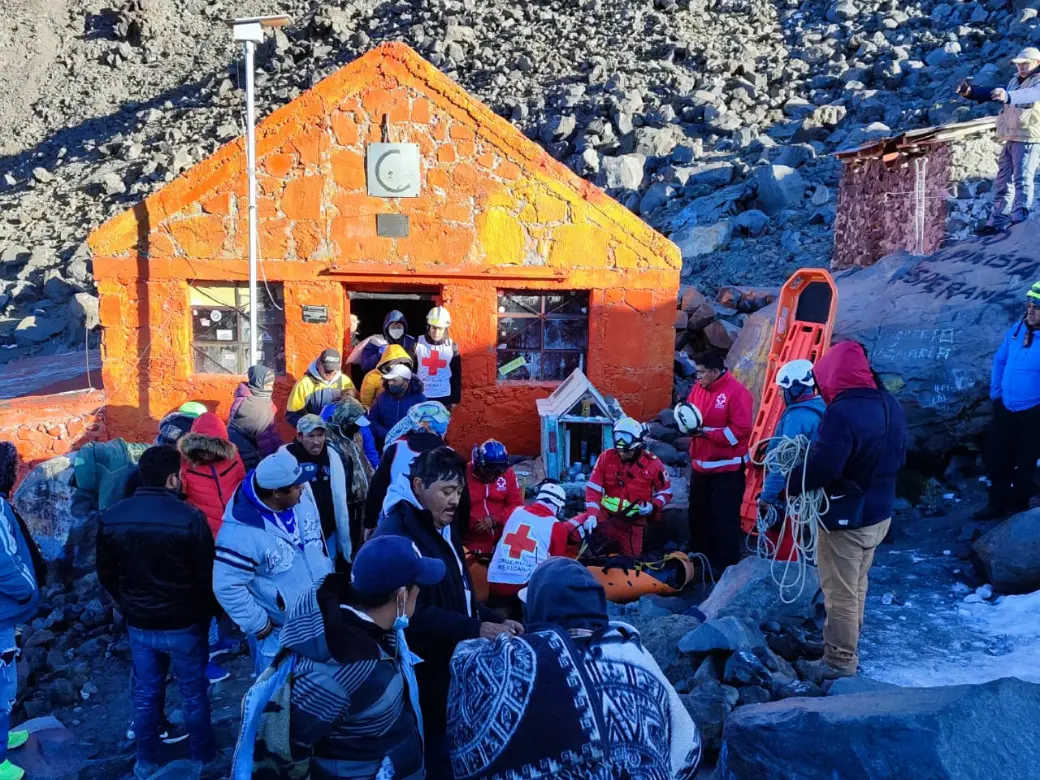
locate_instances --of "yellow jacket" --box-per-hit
[287,360,355,424]
[360,344,414,409]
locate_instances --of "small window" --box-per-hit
[190,282,286,375]
[496,290,589,381]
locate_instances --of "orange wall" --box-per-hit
[89,43,680,457]
[0,391,108,486]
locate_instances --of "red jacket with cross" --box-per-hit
[687,371,753,474]
[462,463,524,554]
[585,448,673,523]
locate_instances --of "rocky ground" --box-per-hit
[1,0,1032,364]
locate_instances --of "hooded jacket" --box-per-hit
[213,469,333,636]
[229,366,282,470]
[282,575,424,780]
[369,378,427,449]
[287,359,355,426]
[374,489,499,741]
[364,432,460,529]
[0,495,40,631]
[760,394,827,504]
[285,440,352,563]
[687,371,754,473]
[991,319,1040,412]
[179,412,247,538]
[360,312,418,374]
[790,342,907,528]
[359,344,414,409]
[462,463,523,554]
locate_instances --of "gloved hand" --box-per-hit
[577,515,598,538]
[629,501,654,517]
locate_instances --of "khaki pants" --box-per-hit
[816,518,891,674]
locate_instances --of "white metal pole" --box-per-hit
[245,38,260,366]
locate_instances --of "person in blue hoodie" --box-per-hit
[983,280,1040,519]
[757,359,827,514]
[360,311,418,374]
[0,443,42,780]
[369,365,427,451]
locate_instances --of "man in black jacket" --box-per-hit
[789,342,907,684]
[374,447,518,776]
[97,445,217,779]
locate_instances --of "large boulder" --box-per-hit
[623,613,703,683]
[698,557,820,624]
[973,509,1040,594]
[729,226,1040,461]
[11,455,97,574]
[717,677,1040,780]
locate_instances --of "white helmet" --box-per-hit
[612,416,647,451]
[673,402,704,434]
[427,306,452,328]
[775,359,815,390]
[536,481,567,513]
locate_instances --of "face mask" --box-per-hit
[394,599,424,739]
[388,325,405,340]
[388,383,408,397]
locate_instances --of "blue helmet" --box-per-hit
[472,439,509,470]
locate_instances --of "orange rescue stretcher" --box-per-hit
[740,268,838,560]
[466,550,700,605]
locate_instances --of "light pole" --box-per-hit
[227,14,290,365]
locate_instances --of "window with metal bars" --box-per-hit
[189,282,286,375]
[496,290,589,381]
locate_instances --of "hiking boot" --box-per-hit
[6,730,28,751]
[206,661,230,685]
[796,658,855,685]
[0,760,25,780]
[133,760,160,779]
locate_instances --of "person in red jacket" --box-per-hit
[685,351,753,571]
[585,417,673,556]
[462,439,524,555]
[177,411,246,684]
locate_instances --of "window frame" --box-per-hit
[495,290,590,383]
[189,281,287,376]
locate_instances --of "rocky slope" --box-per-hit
[0,0,1030,364]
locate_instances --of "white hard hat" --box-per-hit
[673,402,703,434]
[613,416,647,450]
[427,306,452,328]
[535,481,567,510]
[775,359,815,390]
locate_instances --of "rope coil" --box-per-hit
[749,434,829,605]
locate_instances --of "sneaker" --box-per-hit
[0,760,25,780]
[133,760,160,779]
[126,720,187,744]
[208,637,237,660]
[795,658,855,685]
[6,730,28,751]
[206,661,230,685]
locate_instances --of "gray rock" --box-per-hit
[687,162,735,188]
[624,613,703,683]
[734,209,769,237]
[14,315,67,346]
[639,182,676,215]
[754,165,806,214]
[70,293,101,332]
[682,679,735,757]
[648,440,684,466]
[723,647,775,687]
[827,677,903,696]
[12,456,97,571]
[540,114,577,144]
[101,171,126,196]
[673,220,733,259]
[32,167,54,183]
[738,686,772,706]
[698,557,820,624]
[679,616,766,654]
[704,319,742,351]
[599,153,646,190]
[0,245,31,266]
[718,678,1040,780]
[973,509,1040,594]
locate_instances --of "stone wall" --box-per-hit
[831,145,952,270]
[0,390,108,486]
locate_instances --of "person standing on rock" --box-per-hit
[979,281,1040,519]
[0,443,43,780]
[213,448,334,677]
[96,445,218,779]
[957,47,1040,234]
[286,348,355,427]
[787,341,907,684]
[686,352,753,573]
[415,306,462,411]
[585,416,673,556]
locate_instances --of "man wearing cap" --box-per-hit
[957,48,1040,233]
[369,364,428,451]
[287,415,352,566]
[213,448,333,675]
[980,281,1040,519]
[287,348,355,427]
[269,536,444,779]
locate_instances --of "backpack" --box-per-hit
[73,439,150,511]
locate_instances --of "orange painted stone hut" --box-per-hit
[88,43,680,456]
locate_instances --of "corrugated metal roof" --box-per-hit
[834,117,997,162]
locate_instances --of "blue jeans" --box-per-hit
[128,625,216,764]
[0,626,17,766]
[991,141,1040,224]
[247,629,280,679]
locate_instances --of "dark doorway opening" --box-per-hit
[347,289,439,385]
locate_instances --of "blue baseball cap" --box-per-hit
[351,535,446,594]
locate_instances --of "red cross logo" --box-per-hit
[502,524,537,559]
[421,350,449,376]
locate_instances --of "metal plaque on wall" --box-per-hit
[366,143,421,198]
[301,305,329,324]
[376,214,410,237]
